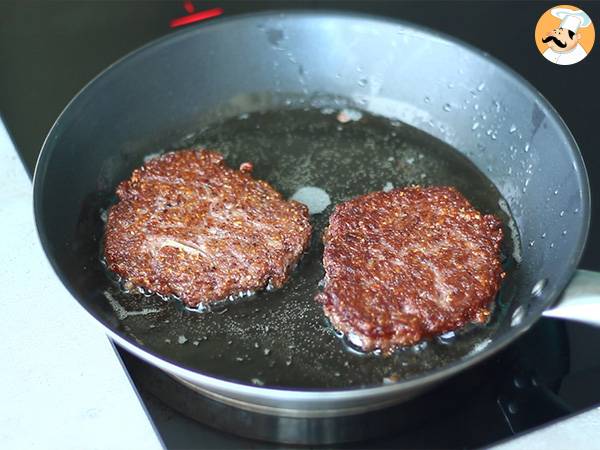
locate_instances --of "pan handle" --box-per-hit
[542,270,600,327]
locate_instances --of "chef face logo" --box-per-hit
[535,5,595,65]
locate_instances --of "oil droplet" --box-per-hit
[562,230,567,236]
[438,330,456,344]
[553,189,559,195]
[541,232,547,239]
[524,143,530,153]
[550,242,555,248]
[474,104,480,111]
[529,240,535,247]
[337,109,362,123]
[531,279,547,297]
[424,96,431,103]
[559,210,565,217]
[574,208,580,214]
[472,122,480,130]
[511,306,525,327]
[357,77,368,87]
[412,341,428,353]
[443,103,452,112]
[477,82,486,91]
[263,348,271,356]
[513,377,527,388]
[509,124,517,133]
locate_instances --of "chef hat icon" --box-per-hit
[551,7,592,33]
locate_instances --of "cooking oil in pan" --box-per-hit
[102,107,520,389]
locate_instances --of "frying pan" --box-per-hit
[33,11,600,424]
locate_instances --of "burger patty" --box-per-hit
[316,186,504,353]
[104,149,312,308]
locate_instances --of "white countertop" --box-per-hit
[0,121,163,450]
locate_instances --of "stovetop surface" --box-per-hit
[118,318,599,449]
[2,1,599,448]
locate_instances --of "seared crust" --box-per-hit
[104,149,311,308]
[316,186,504,353]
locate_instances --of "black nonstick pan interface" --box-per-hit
[97,103,519,389]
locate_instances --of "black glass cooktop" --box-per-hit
[2,1,599,448]
[116,318,599,449]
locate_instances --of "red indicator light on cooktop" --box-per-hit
[170,6,224,28]
[183,0,195,14]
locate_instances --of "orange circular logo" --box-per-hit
[535,4,595,65]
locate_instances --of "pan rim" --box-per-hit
[32,9,591,405]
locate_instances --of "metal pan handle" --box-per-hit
[543,270,600,326]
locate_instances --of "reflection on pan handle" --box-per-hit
[543,270,600,326]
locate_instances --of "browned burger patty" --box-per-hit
[104,149,311,308]
[316,186,504,353]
